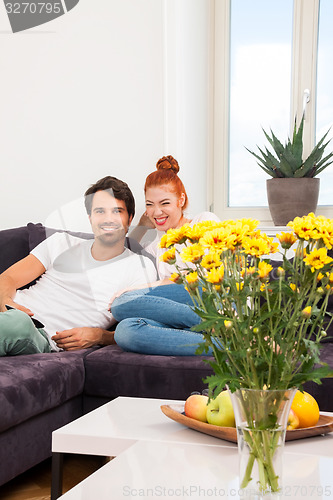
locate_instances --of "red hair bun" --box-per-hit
[156,155,180,174]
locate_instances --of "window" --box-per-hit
[213,0,333,222]
[229,0,293,208]
[316,0,333,205]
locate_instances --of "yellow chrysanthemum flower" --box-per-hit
[224,320,233,329]
[319,220,333,249]
[159,234,169,249]
[169,272,182,284]
[287,213,319,241]
[238,218,260,233]
[303,247,333,272]
[185,271,199,290]
[241,266,256,279]
[242,234,278,258]
[276,231,297,249]
[290,283,297,292]
[258,261,273,280]
[277,267,285,277]
[186,271,199,282]
[302,306,312,318]
[236,282,244,291]
[164,225,190,247]
[180,244,205,264]
[206,266,224,284]
[224,222,251,249]
[201,252,222,270]
[199,228,229,250]
[160,247,176,264]
[186,221,220,242]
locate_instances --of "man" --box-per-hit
[0,176,157,355]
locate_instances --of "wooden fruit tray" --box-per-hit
[161,403,333,443]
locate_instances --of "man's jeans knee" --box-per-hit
[111,284,200,329]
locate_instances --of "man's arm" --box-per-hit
[0,255,46,313]
[51,327,116,351]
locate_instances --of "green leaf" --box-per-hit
[245,146,278,177]
[291,115,304,161]
[296,130,333,177]
[278,153,296,177]
[279,147,302,175]
[263,128,285,157]
[314,152,333,176]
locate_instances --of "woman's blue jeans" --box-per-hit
[111,284,212,356]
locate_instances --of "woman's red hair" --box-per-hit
[144,155,188,209]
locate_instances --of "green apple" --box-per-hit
[184,394,209,422]
[206,391,235,427]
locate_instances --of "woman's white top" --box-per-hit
[143,211,220,279]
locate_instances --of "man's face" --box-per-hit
[89,190,132,246]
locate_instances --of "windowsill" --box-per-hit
[259,225,292,237]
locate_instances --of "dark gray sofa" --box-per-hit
[0,223,212,486]
[0,223,332,487]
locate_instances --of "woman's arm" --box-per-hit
[129,213,155,243]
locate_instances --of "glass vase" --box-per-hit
[229,388,296,499]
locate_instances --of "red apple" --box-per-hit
[184,394,209,422]
[287,409,300,430]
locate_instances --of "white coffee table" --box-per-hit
[51,397,333,499]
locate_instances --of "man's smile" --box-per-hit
[100,224,121,232]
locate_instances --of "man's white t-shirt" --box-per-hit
[15,233,157,349]
[144,211,220,279]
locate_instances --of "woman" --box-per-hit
[111,155,220,355]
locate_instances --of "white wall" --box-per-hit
[0,0,213,231]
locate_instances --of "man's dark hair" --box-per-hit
[84,176,135,219]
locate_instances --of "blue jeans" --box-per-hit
[112,284,212,356]
[0,308,52,356]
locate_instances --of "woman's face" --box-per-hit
[145,185,185,231]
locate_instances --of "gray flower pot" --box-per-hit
[266,178,320,226]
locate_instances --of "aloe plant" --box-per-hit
[246,115,333,178]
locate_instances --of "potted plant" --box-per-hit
[246,115,333,225]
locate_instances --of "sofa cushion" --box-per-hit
[27,222,93,251]
[304,342,333,411]
[83,345,213,400]
[0,226,30,274]
[0,350,89,433]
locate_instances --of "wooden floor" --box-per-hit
[0,454,108,500]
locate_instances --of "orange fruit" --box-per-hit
[291,390,320,428]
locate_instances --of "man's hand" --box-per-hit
[52,327,115,351]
